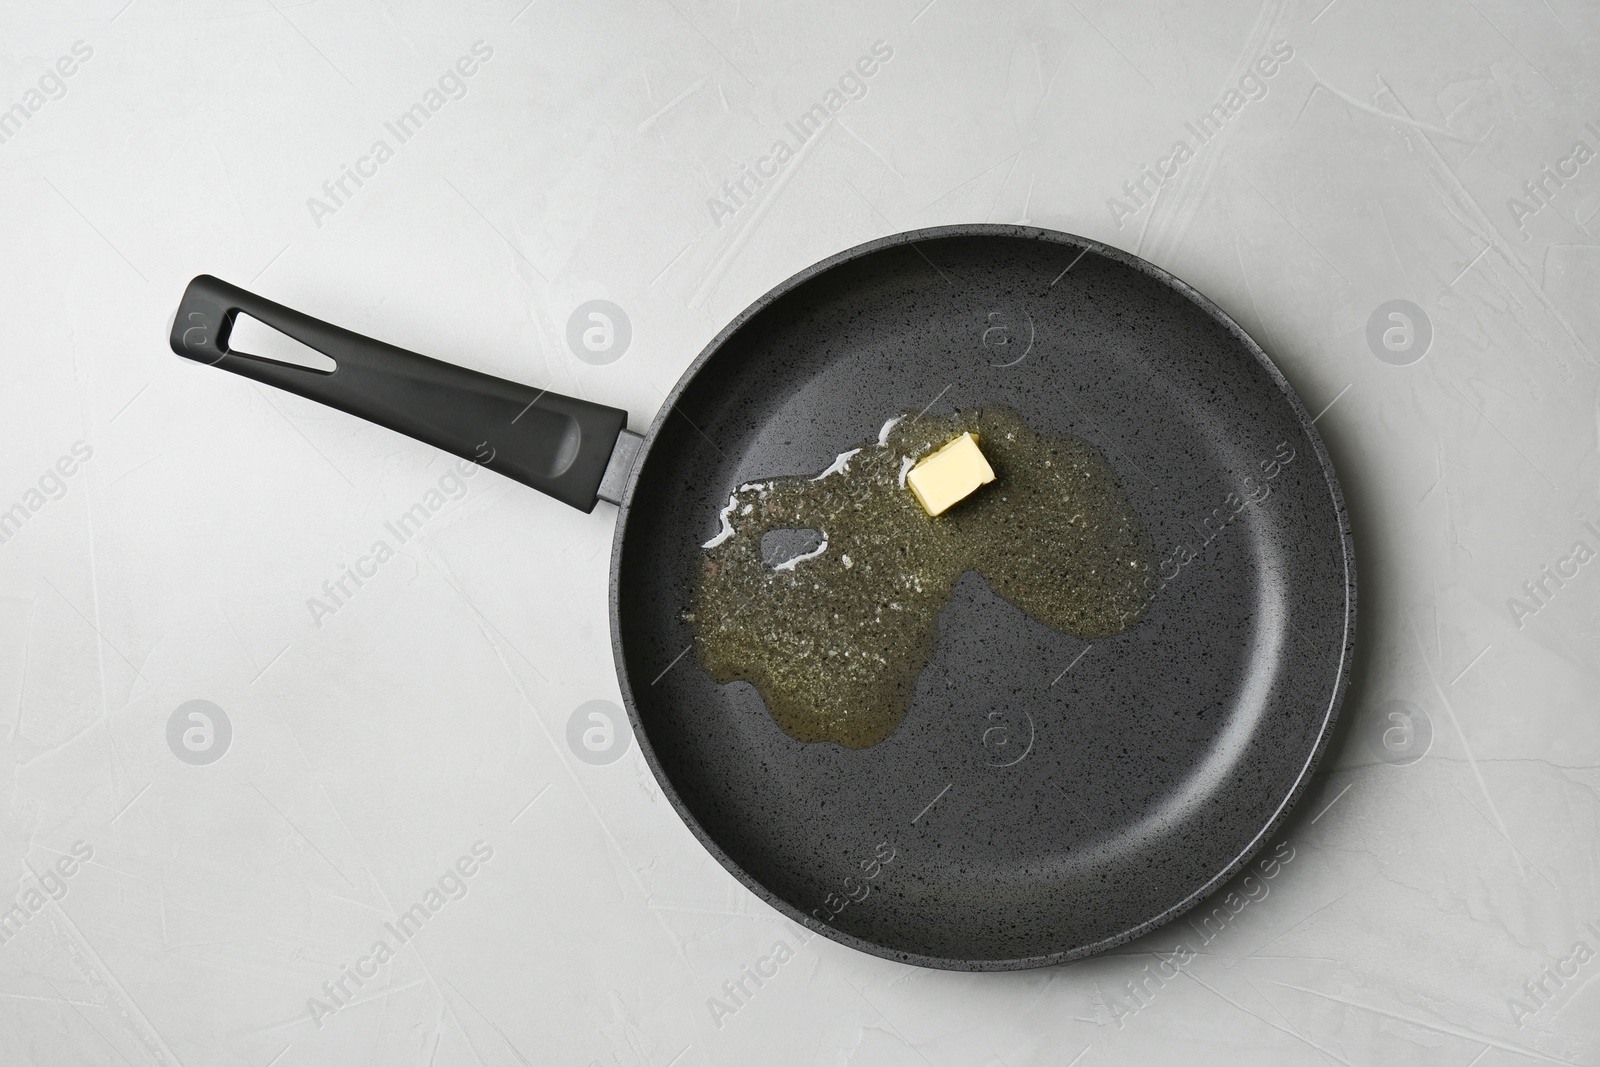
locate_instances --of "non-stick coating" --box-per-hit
[611,225,1354,970]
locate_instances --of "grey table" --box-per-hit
[0,1,1596,1064]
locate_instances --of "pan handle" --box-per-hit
[169,275,633,513]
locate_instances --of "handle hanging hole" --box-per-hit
[228,313,337,373]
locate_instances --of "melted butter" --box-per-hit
[687,406,1152,749]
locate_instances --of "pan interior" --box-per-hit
[614,229,1351,968]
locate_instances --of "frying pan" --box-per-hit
[169,224,1354,970]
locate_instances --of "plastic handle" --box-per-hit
[169,275,629,513]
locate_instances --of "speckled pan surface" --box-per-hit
[611,225,1356,970]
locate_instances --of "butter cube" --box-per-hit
[906,432,995,515]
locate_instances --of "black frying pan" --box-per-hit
[170,224,1354,970]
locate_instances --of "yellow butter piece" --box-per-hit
[906,431,996,516]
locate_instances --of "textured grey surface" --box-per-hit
[0,1,1597,1064]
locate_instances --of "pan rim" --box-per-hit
[607,223,1356,971]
